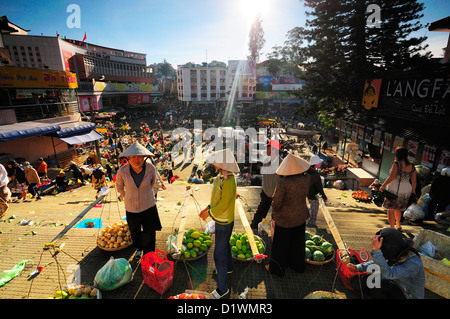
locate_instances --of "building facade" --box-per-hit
[177,63,227,105]
[2,32,158,111]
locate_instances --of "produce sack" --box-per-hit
[93,257,132,291]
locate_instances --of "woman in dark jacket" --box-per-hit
[266,154,316,276]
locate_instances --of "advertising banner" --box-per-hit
[0,67,78,89]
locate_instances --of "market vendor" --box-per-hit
[266,153,314,276]
[116,142,166,258]
[347,227,425,299]
[199,148,239,299]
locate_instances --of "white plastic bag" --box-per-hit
[205,221,215,235]
[403,204,425,221]
[94,257,133,291]
[419,241,436,258]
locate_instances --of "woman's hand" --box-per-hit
[199,207,209,221]
[161,184,167,190]
[370,234,383,251]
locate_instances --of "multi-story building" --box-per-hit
[226,60,256,108]
[177,63,227,106]
[0,16,101,169]
[2,23,158,111]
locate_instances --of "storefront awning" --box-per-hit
[59,129,103,145]
[56,122,97,138]
[0,122,61,142]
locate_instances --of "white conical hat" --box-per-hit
[119,142,154,157]
[276,153,310,176]
[207,148,240,173]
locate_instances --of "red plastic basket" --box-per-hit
[336,248,369,290]
[141,249,174,294]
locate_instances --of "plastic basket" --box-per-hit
[336,248,369,290]
[141,249,174,294]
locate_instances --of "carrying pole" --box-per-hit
[236,197,266,263]
[172,186,191,259]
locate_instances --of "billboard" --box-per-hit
[0,67,78,89]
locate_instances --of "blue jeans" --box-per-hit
[214,221,234,294]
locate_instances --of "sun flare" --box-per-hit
[239,0,270,21]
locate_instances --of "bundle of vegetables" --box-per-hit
[50,285,99,299]
[305,231,334,263]
[97,221,132,250]
[352,190,371,202]
[169,228,212,259]
[230,233,265,260]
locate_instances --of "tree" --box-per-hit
[247,14,266,62]
[279,0,432,118]
[159,59,175,77]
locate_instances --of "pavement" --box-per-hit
[0,170,447,301]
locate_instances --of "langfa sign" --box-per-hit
[385,78,450,100]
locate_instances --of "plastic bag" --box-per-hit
[403,204,425,221]
[419,241,436,258]
[166,234,177,253]
[205,221,215,235]
[93,257,133,291]
[0,259,30,287]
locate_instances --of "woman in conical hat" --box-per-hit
[266,153,319,277]
[199,148,239,299]
[116,142,165,257]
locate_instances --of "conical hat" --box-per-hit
[207,148,240,173]
[119,142,154,157]
[276,153,310,176]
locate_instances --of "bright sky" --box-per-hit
[3,0,449,68]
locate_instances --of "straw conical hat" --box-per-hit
[119,142,154,157]
[207,148,240,173]
[276,153,310,176]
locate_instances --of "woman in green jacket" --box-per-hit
[200,148,239,299]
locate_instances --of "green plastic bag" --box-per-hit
[93,257,132,291]
[0,259,30,287]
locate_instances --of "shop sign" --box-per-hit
[381,76,449,119]
[0,67,78,89]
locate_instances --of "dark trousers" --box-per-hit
[351,274,406,299]
[28,183,41,198]
[214,221,234,294]
[250,190,272,229]
[126,205,162,255]
[269,223,305,276]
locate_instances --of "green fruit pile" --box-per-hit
[305,231,334,263]
[181,228,212,259]
[230,233,265,260]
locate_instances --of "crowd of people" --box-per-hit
[0,97,447,299]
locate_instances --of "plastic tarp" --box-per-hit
[59,129,103,145]
[57,122,96,138]
[0,122,60,142]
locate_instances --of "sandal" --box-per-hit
[211,289,229,299]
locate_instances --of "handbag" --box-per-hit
[383,189,398,201]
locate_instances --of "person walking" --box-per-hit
[380,147,417,230]
[199,148,239,299]
[347,227,425,299]
[23,161,42,200]
[306,155,327,226]
[265,153,316,277]
[116,142,166,257]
